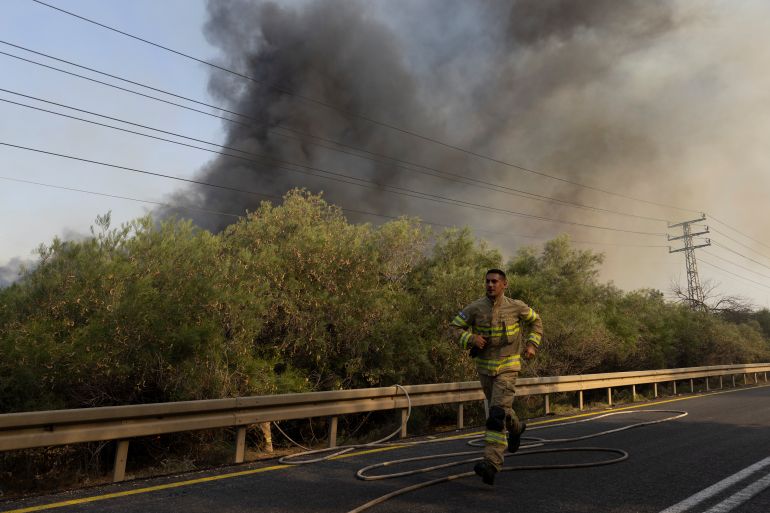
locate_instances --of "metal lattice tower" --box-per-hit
[669,215,710,310]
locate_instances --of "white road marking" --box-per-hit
[702,471,770,513]
[659,456,770,513]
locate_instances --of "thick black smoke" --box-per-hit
[163,0,684,239]
[165,0,438,231]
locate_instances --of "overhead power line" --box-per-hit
[0,159,432,226]
[709,227,770,265]
[0,87,667,225]
[27,0,701,215]
[702,250,770,281]
[711,240,770,273]
[0,44,669,224]
[0,175,242,219]
[0,174,445,229]
[0,174,428,226]
[0,175,667,251]
[0,98,667,237]
[0,140,668,240]
[708,213,770,252]
[0,141,284,201]
[699,258,770,292]
[0,97,522,222]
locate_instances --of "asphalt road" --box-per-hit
[3,384,770,513]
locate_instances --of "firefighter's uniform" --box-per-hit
[450,294,543,471]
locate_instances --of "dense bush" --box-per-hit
[2,190,769,414]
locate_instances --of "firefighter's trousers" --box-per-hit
[479,371,521,471]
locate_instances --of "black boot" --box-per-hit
[507,421,527,453]
[473,460,498,485]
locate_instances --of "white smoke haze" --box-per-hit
[0,229,89,288]
[0,257,33,288]
[159,0,770,305]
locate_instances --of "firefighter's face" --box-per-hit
[485,273,507,298]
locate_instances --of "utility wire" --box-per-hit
[0,90,669,232]
[0,174,421,226]
[0,140,669,245]
[708,213,770,252]
[0,96,513,221]
[0,154,417,225]
[699,258,770,292]
[25,0,701,215]
[702,250,770,281]
[0,175,666,251]
[0,47,242,124]
[0,44,669,224]
[0,141,447,228]
[709,227,770,265]
[0,141,284,201]
[711,241,770,273]
[4,89,595,219]
[0,100,667,237]
[0,175,242,219]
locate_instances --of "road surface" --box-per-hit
[3,384,770,513]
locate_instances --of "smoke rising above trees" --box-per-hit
[156,0,770,296]
[165,1,684,230]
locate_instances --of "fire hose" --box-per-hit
[274,385,688,512]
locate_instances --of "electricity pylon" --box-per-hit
[669,214,711,310]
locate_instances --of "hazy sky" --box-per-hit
[2,0,770,309]
[1,0,218,270]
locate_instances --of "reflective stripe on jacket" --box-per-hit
[450,295,543,375]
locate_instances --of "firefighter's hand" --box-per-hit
[473,335,487,349]
[523,345,537,360]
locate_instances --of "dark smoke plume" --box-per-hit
[165,0,435,231]
[165,0,683,233]
[161,0,770,297]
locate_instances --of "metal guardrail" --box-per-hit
[2,363,769,482]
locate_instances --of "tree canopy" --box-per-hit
[2,190,768,413]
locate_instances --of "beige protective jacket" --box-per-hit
[450,295,543,375]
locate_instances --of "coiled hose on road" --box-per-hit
[274,385,688,513]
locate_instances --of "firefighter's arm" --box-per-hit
[519,304,543,359]
[450,308,485,350]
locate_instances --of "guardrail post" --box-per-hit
[544,394,551,415]
[632,385,637,401]
[400,409,408,438]
[579,390,584,410]
[720,376,723,389]
[705,378,709,392]
[732,375,736,387]
[235,427,247,463]
[690,379,694,393]
[328,416,338,448]
[765,372,768,383]
[755,373,758,384]
[457,403,464,429]
[654,383,658,398]
[607,387,612,406]
[113,440,129,483]
[673,381,677,395]
[260,422,273,453]
[744,374,748,385]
